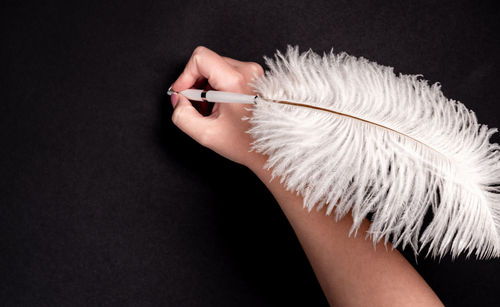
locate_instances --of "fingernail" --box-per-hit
[167,85,175,96]
[171,93,178,108]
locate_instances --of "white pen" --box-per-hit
[167,86,258,105]
[166,87,324,114]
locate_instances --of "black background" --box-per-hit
[1,0,500,306]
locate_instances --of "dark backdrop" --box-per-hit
[1,0,499,306]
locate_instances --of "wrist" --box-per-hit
[244,151,269,176]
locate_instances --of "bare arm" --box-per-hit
[249,153,442,306]
[170,46,443,306]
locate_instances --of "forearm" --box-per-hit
[247,155,443,306]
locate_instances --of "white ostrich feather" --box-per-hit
[246,46,500,259]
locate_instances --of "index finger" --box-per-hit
[171,46,244,93]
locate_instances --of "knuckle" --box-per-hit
[228,72,246,90]
[191,46,207,64]
[193,45,207,55]
[193,46,213,60]
[248,62,264,76]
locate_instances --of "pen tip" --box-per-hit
[167,86,176,96]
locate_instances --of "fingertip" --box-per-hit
[176,93,192,106]
[171,93,178,108]
[171,94,211,143]
[172,94,203,124]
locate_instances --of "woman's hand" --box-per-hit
[170,46,266,169]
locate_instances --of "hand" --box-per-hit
[170,46,266,169]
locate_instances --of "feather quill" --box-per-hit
[246,46,500,259]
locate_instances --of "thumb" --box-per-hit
[171,94,212,145]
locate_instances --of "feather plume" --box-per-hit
[246,46,500,259]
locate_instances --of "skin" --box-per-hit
[170,46,443,307]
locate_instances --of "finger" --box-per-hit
[221,57,265,80]
[171,94,214,145]
[221,56,246,68]
[171,46,244,93]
